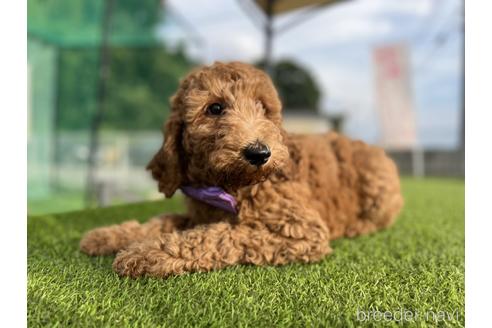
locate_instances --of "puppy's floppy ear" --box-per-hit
[259,79,282,126]
[147,106,184,198]
[254,69,283,126]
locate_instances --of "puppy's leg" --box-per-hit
[346,146,404,237]
[113,203,331,278]
[80,214,188,256]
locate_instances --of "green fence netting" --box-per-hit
[27,0,194,207]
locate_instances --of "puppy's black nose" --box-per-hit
[243,142,271,166]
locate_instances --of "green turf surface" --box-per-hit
[27,178,464,327]
[28,190,85,216]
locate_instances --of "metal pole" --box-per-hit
[459,6,465,151]
[264,0,274,75]
[50,48,62,191]
[412,147,425,178]
[85,0,115,206]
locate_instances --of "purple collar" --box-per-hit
[180,186,238,214]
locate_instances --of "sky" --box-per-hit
[158,0,463,149]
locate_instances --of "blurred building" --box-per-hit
[283,112,330,133]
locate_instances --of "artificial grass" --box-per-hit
[28,190,85,216]
[27,178,464,327]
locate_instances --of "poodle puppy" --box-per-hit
[80,62,403,278]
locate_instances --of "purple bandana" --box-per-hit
[180,186,238,214]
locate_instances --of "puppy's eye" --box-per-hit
[206,103,225,116]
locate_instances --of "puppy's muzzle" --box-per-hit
[242,142,271,166]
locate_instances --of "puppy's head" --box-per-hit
[148,62,289,197]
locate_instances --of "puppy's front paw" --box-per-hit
[112,248,151,278]
[80,228,117,256]
[112,238,184,278]
[80,221,140,256]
